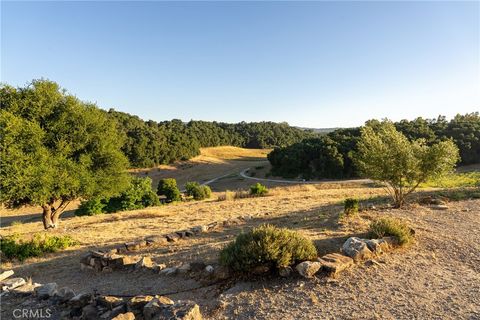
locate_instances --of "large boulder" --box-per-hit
[342,237,373,261]
[296,261,322,278]
[364,239,390,254]
[34,282,57,299]
[317,253,353,276]
[54,287,76,302]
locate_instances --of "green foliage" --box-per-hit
[268,136,346,179]
[0,233,78,261]
[185,182,212,200]
[105,177,159,212]
[354,120,459,207]
[368,217,414,246]
[436,188,480,202]
[219,224,317,273]
[344,198,359,215]
[0,80,130,228]
[249,183,268,196]
[157,178,181,202]
[75,198,107,216]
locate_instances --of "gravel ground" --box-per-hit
[212,200,480,320]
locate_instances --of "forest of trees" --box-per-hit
[269,114,480,180]
[107,109,315,167]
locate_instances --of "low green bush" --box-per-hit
[368,217,413,246]
[250,183,268,196]
[0,234,78,261]
[157,178,181,202]
[219,224,317,273]
[185,182,212,200]
[344,198,359,215]
[75,197,107,216]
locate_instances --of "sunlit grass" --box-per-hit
[421,172,480,188]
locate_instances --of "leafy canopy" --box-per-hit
[354,120,459,207]
[0,80,130,215]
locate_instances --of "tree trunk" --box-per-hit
[42,205,54,229]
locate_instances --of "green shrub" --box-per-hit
[0,234,78,261]
[105,177,160,212]
[249,183,268,196]
[157,178,181,202]
[185,182,211,200]
[219,224,317,273]
[75,197,107,216]
[368,217,414,246]
[344,198,359,216]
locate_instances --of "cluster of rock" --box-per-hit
[81,216,253,273]
[295,236,397,279]
[1,270,202,320]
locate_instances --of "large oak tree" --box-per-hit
[0,80,130,229]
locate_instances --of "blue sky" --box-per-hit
[1,1,479,127]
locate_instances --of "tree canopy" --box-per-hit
[354,121,459,207]
[0,80,130,228]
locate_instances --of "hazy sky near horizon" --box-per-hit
[2,1,479,128]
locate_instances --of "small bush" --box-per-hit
[157,178,181,202]
[368,217,413,246]
[0,234,78,261]
[219,224,317,273]
[105,177,160,212]
[344,198,359,216]
[75,197,107,216]
[185,182,212,200]
[250,183,268,196]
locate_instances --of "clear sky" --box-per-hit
[1,1,479,128]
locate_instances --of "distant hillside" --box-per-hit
[297,127,339,134]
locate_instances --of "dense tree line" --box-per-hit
[107,110,315,167]
[269,114,480,180]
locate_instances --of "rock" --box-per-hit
[1,277,26,291]
[125,241,146,251]
[97,296,125,308]
[158,300,202,320]
[431,204,449,210]
[128,295,154,311]
[178,263,191,274]
[111,255,142,269]
[91,250,107,258]
[205,265,214,273]
[55,287,75,302]
[318,253,354,276]
[251,265,270,274]
[382,236,400,247]
[365,239,390,254]
[136,256,154,269]
[0,270,14,281]
[160,267,177,276]
[154,263,167,273]
[12,283,41,296]
[279,266,292,277]
[82,304,99,320]
[176,231,188,238]
[207,222,218,230]
[145,235,168,246]
[166,233,181,242]
[191,225,208,234]
[80,263,94,271]
[143,296,175,320]
[112,312,136,320]
[100,305,127,319]
[342,237,373,261]
[296,261,322,278]
[69,292,92,308]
